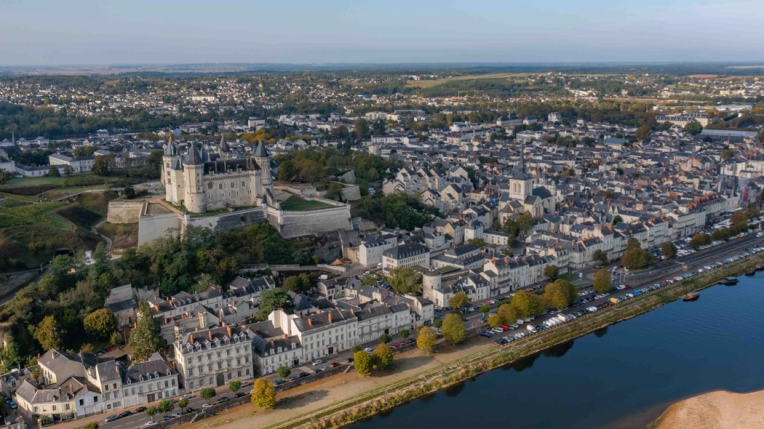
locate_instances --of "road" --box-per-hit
[454,233,764,332]
[93,383,253,429]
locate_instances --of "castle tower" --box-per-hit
[162,136,178,184]
[422,270,442,303]
[183,146,206,213]
[253,141,273,198]
[219,135,228,159]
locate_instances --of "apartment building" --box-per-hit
[173,325,256,392]
[382,242,430,273]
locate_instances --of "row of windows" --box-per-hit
[187,369,249,389]
[207,181,248,190]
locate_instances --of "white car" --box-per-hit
[312,359,323,366]
[145,422,158,426]
[364,347,374,353]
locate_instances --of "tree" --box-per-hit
[511,290,544,318]
[48,165,60,177]
[721,148,734,159]
[378,333,392,344]
[386,266,422,295]
[543,279,578,310]
[592,249,608,266]
[612,215,623,225]
[34,315,65,351]
[487,313,503,328]
[129,301,166,361]
[200,387,216,404]
[145,406,158,422]
[731,210,748,226]
[277,159,295,181]
[479,304,491,314]
[372,343,394,370]
[124,186,136,199]
[441,314,467,345]
[684,121,703,136]
[84,422,99,429]
[92,154,115,176]
[449,291,469,310]
[282,276,303,293]
[83,309,117,340]
[351,344,363,353]
[229,380,242,394]
[622,245,654,269]
[354,350,373,376]
[661,242,677,259]
[689,233,711,250]
[544,265,559,281]
[417,326,437,353]
[63,165,74,176]
[251,378,276,408]
[178,398,189,413]
[635,124,652,140]
[354,118,370,138]
[593,268,612,294]
[497,304,519,325]
[157,399,174,414]
[277,365,290,379]
[398,329,410,339]
[257,289,295,320]
[746,205,761,220]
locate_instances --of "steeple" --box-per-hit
[518,146,525,173]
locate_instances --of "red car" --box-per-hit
[624,285,631,289]
[393,343,402,348]
[330,362,341,368]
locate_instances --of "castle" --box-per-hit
[162,137,279,213]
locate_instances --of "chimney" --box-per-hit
[504,256,509,264]
[208,331,213,341]
[195,327,199,332]
[308,318,313,326]
[328,313,333,323]
[227,326,232,337]
[189,334,194,344]
[221,321,226,327]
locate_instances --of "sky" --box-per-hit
[1,0,763,66]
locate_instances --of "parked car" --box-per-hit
[144,421,157,426]
[313,359,323,365]
[330,362,341,368]
[216,396,230,404]
[118,411,132,418]
[105,415,120,423]
[135,407,147,413]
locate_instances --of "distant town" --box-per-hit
[0,66,764,429]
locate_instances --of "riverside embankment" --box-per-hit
[259,251,764,429]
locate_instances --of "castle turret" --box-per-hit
[253,141,273,197]
[422,270,442,303]
[183,146,206,213]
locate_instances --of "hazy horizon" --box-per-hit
[2,0,764,66]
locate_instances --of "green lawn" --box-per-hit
[0,201,71,230]
[280,195,333,211]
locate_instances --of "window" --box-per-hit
[94,396,99,403]
[65,404,70,410]
[189,382,194,389]
[53,405,57,411]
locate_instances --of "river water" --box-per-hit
[350,275,764,429]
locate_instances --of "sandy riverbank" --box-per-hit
[651,390,764,429]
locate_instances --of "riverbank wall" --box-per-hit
[277,252,764,429]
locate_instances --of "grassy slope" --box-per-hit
[0,191,120,270]
[405,73,529,89]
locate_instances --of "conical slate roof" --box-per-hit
[183,146,203,165]
[253,141,269,158]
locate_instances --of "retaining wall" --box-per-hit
[107,201,146,224]
[269,205,352,239]
[183,207,266,233]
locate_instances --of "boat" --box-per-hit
[683,291,700,302]
[745,268,756,276]
[756,264,764,271]
[719,277,739,286]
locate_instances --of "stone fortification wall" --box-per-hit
[182,207,266,233]
[107,201,146,224]
[268,205,352,239]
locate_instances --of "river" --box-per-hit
[349,274,764,429]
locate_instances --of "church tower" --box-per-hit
[509,146,532,200]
